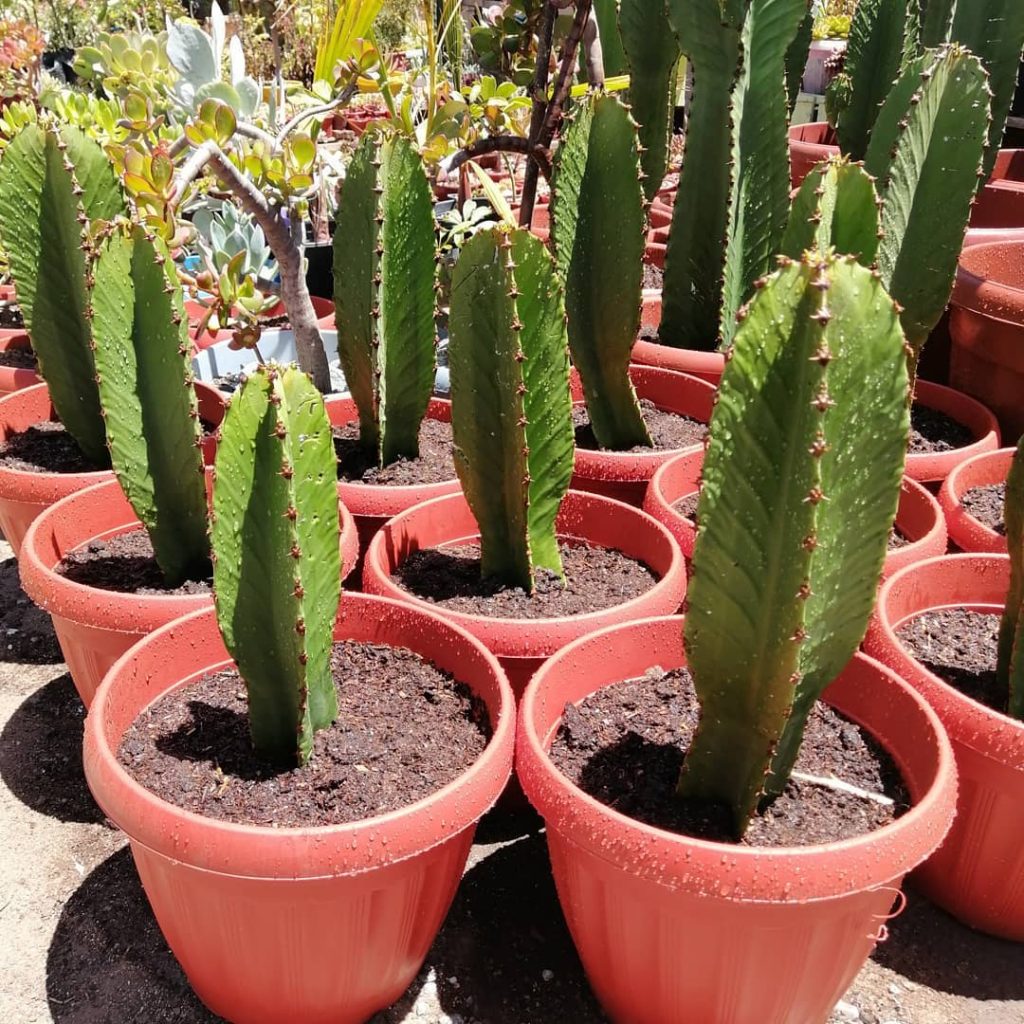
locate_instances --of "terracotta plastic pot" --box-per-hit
[964,150,1024,247]
[363,489,686,698]
[788,122,839,188]
[950,241,1024,443]
[938,447,1013,554]
[865,554,1024,939]
[0,384,112,554]
[906,379,1000,485]
[18,475,360,707]
[187,296,336,350]
[326,396,460,580]
[84,593,515,1024]
[642,447,704,558]
[630,293,725,386]
[571,365,714,507]
[0,333,40,396]
[517,617,956,1024]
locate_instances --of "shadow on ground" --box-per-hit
[47,846,224,1024]
[872,887,1024,1000]
[0,672,107,824]
[0,555,61,663]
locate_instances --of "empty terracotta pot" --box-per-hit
[938,446,1013,553]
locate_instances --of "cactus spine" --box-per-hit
[212,365,341,766]
[999,436,1024,721]
[0,122,124,464]
[448,227,574,593]
[333,132,437,467]
[90,222,209,586]
[552,93,649,450]
[681,252,910,836]
[865,46,990,364]
[618,0,682,203]
[781,157,881,265]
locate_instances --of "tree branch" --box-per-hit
[540,0,594,146]
[519,0,558,228]
[443,136,552,180]
[275,82,359,146]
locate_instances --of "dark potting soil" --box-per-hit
[572,399,707,453]
[0,346,35,369]
[0,421,102,474]
[909,404,974,454]
[642,263,664,291]
[57,529,212,596]
[889,524,910,549]
[673,492,699,521]
[896,608,1005,714]
[0,302,24,329]
[550,666,908,847]
[117,640,490,827]
[334,416,456,486]
[257,312,291,329]
[961,482,1006,535]
[394,541,657,619]
[212,371,245,394]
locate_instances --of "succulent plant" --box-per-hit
[89,221,209,587]
[448,226,574,593]
[785,10,814,111]
[825,0,919,160]
[682,250,910,836]
[73,28,178,109]
[211,364,341,766]
[618,0,682,203]
[551,91,649,450]
[0,121,125,465]
[999,436,1024,721]
[333,132,437,467]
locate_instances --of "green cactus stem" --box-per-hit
[593,0,629,78]
[719,0,811,350]
[90,222,209,586]
[999,436,1024,721]
[865,45,990,365]
[448,227,574,593]
[785,9,814,113]
[828,0,918,161]
[211,365,341,766]
[619,0,682,203]
[0,122,124,465]
[333,132,437,467]
[552,92,650,450]
[680,251,909,836]
[781,156,881,265]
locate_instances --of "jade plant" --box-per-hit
[551,91,649,450]
[999,436,1024,721]
[211,364,341,765]
[447,225,574,592]
[682,249,910,836]
[89,220,210,586]
[332,131,438,467]
[0,120,126,465]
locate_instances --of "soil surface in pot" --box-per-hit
[393,541,656,619]
[961,483,1006,534]
[334,417,456,486]
[550,666,908,847]
[57,530,212,597]
[0,422,103,474]
[572,400,707,453]
[642,264,664,291]
[889,524,910,549]
[0,302,24,330]
[117,640,490,827]
[897,608,1005,714]
[0,347,35,370]
[673,493,699,520]
[909,404,974,454]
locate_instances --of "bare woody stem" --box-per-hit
[519,1,558,228]
[446,136,552,179]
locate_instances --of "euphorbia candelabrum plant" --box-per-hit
[682,247,910,835]
[999,437,1024,721]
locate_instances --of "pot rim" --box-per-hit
[83,593,516,877]
[953,240,1024,322]
[938,447,1013,551]
[517,615,957,903]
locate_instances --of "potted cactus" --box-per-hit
[16,221,285,707]
[550,92,715,507]
[363,225,687,695]
[866,436,1024,939]
[517,249,957,1022]
[330,131,459,564]
[83,363,515,1024]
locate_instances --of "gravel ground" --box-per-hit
[1,534,1022,1024]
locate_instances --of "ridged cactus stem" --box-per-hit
[999,436,1024,721]
[619,0,682,203]
[448,227,574,593]
[211,365,341,766]
[681,251,909,836]
[0,122,124,464]
[552,92,650,450]
[785,10,813,112]
[91,222,208,586]
[333,133,437,467]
